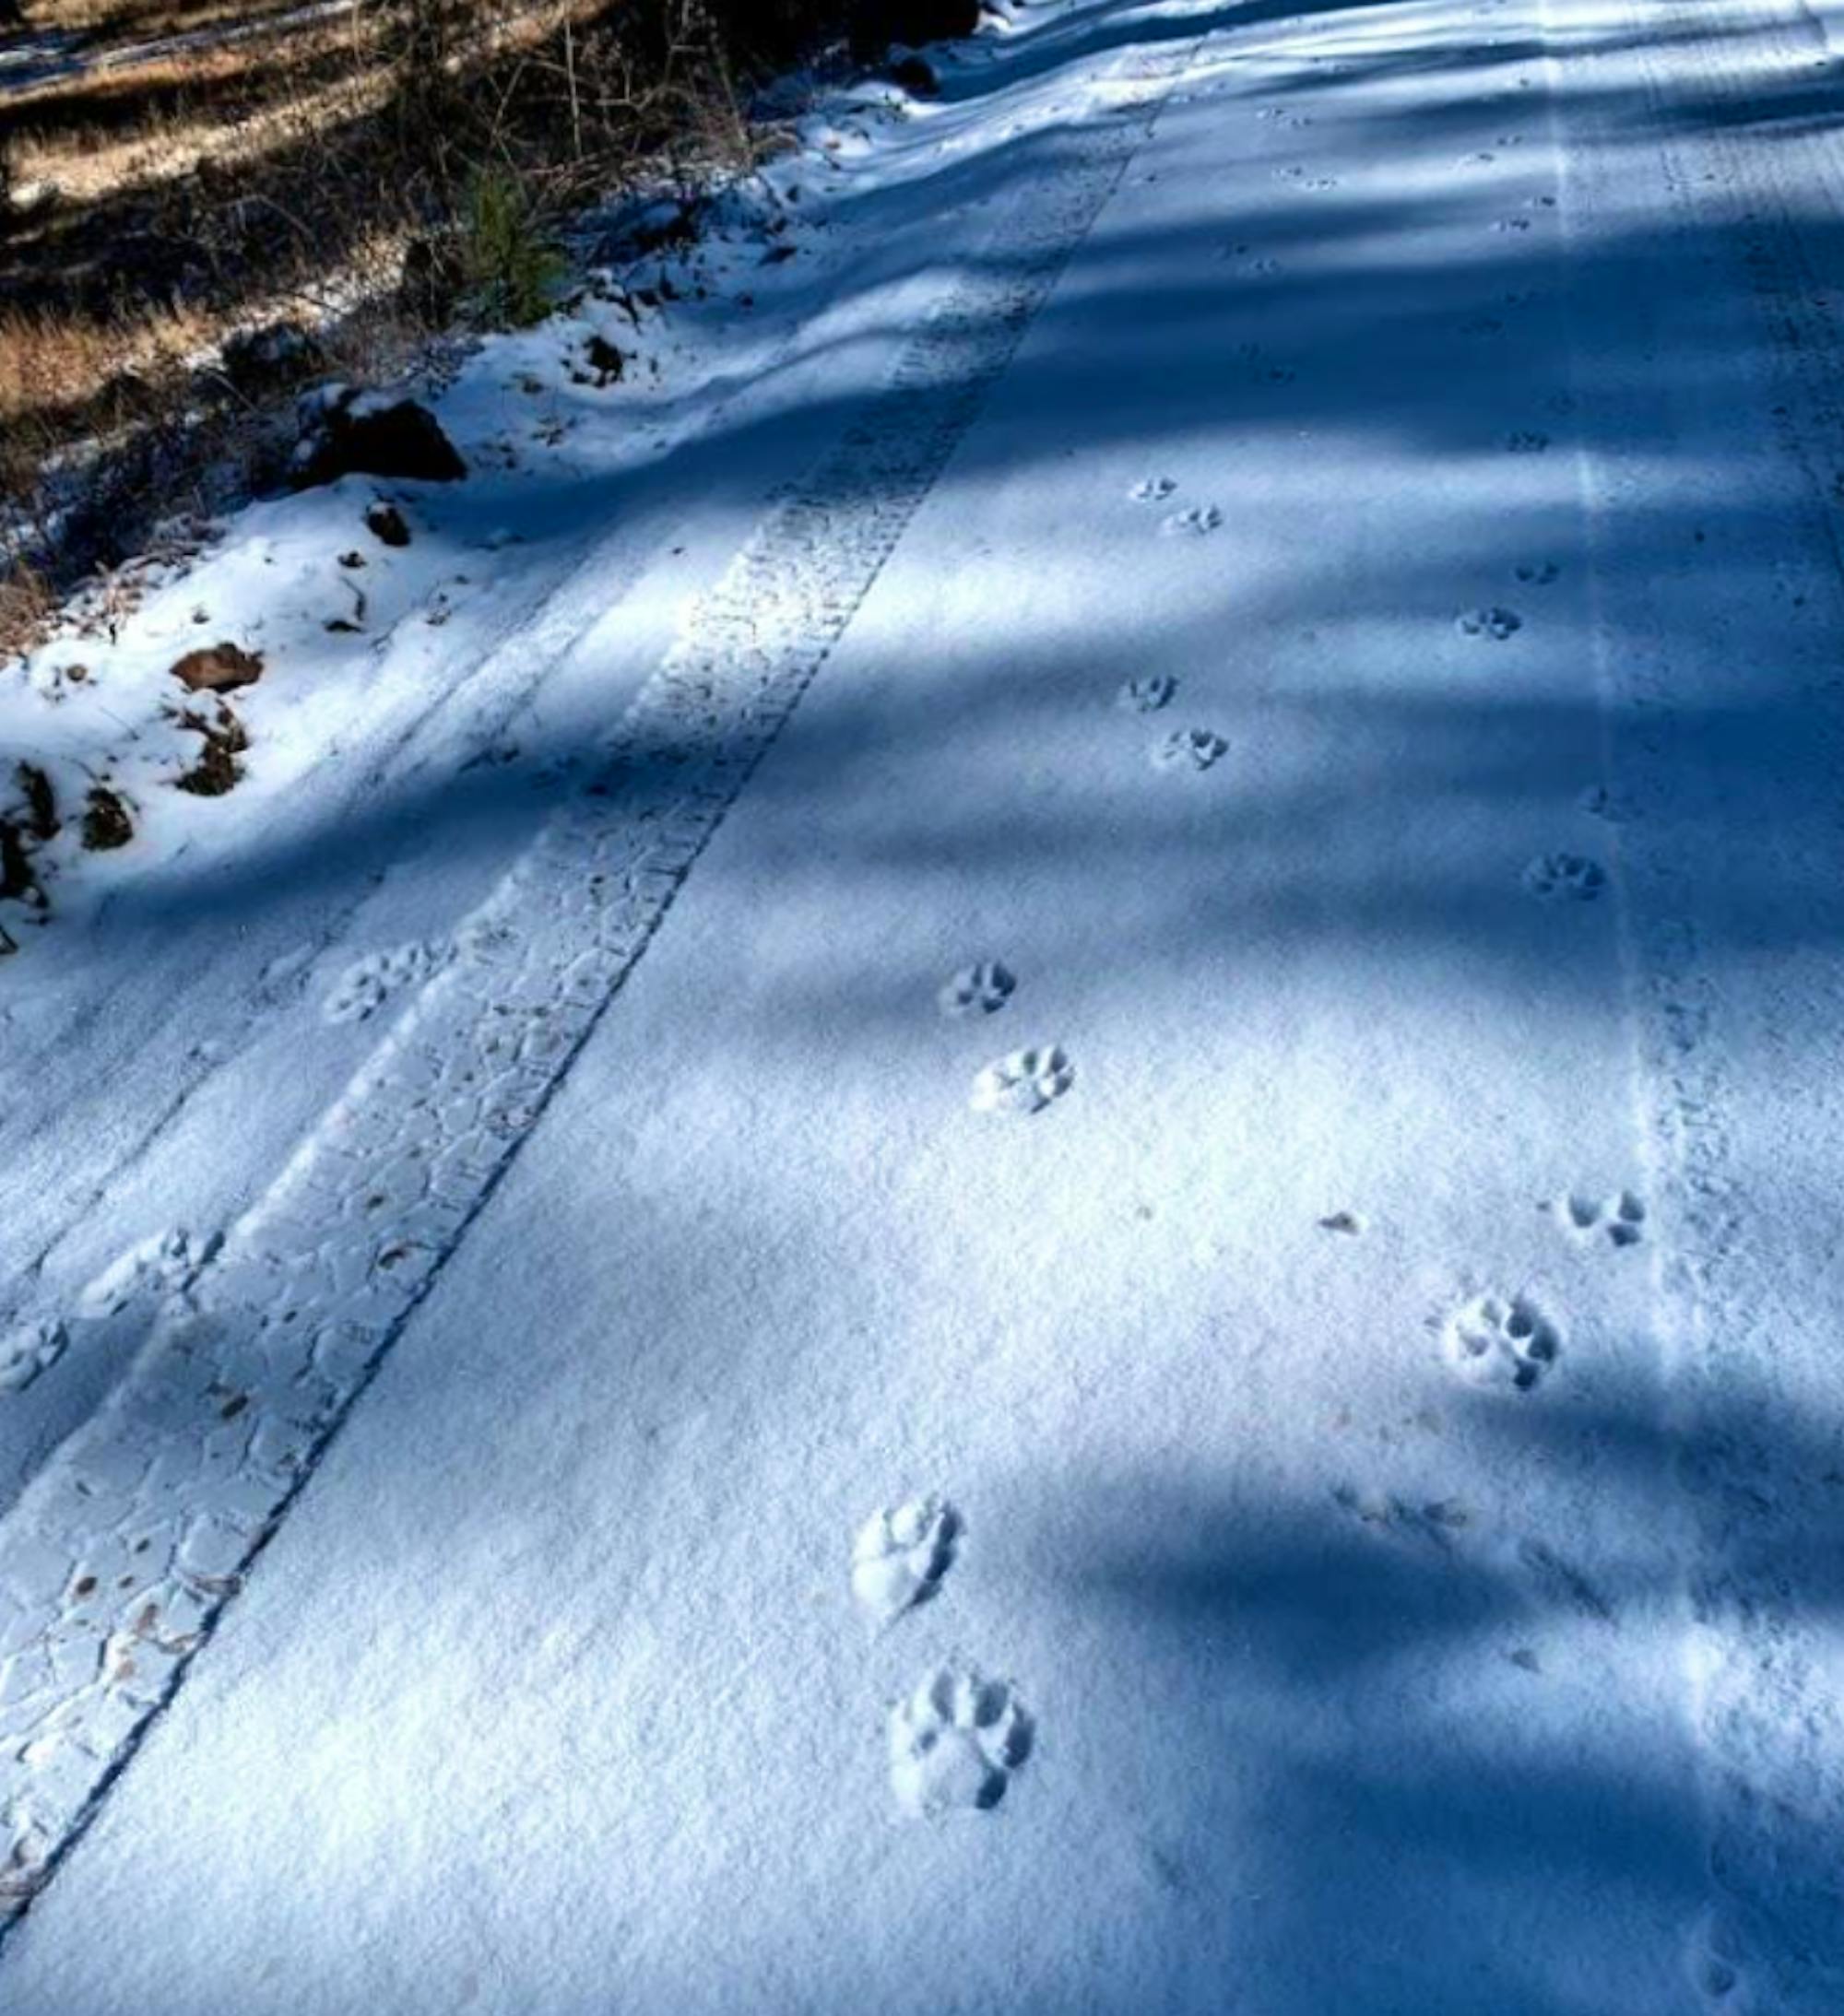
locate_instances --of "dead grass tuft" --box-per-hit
[0,563,57,661]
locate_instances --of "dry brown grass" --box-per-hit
[1,0,837,615]
[0,563,56,661]
[0,300,210,428]
[27,0,350,49]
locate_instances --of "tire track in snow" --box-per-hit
[1553,0,1844,1996]
[0,15,1211,1932]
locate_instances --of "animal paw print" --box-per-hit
[888,1664,1033,1817]
[324,938,451,1024]
[1151,727,1227,773]
[1129,476,1177,503]
[1515,560,1560,585]
[77,1227,219,1319]
[0,1320,66,1395]
[852,1497,960,1622]
[1522,852,1606,902]
[972,1045,1074,1115]
[1160,504,1222,537]
[939,961,1016,1018]
[1442,1291,1561,1392]
[1457,607,1522,642]
[1506,430,1550,454]
[1117,674,1176,713]
[1685,1906,1755,2009]
[1551,1189,1646,1247]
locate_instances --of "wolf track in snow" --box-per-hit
[939,962,1016,1018]
[1151,727,1227,772]
[889,1664,1033,1818]
[1578,783,1629,822]
[1159,504,1223,537]
[77,1227,219,1319]
[323,938,453,1024]
[852,1497,961,1622]
[1522,852,1606,902]
[0,18,1218,1916]
[0,1321,67,1395]
[1457,607,1522,642]
[1514,560,1560,585]
[1549,1189,1646,1247]
[1117,673,1176,713]
[1684,1905,1756,2010]
[1506,430,1550,454]
[1442,1291,1561,1392]
[972,1045,1075,1115]
[1129,476,1177,503]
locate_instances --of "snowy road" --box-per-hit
[6,0,1844,2006]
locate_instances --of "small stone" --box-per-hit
[170,642,263,693]
[364,502,411,548]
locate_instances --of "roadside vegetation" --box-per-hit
[0,0,938,640]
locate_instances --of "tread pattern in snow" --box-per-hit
[1556,0,1844,1994]
[0,24,1206,1929]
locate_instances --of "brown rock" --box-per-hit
[171,643,263,693]
[364,502,411,548]
[583,335,627,386]
[890,53,941,95]
[292,387,467,489]
[81,787,134,852]
[0,819,37,903]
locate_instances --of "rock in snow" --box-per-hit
[169,642,264,693]
[291,386,467,489]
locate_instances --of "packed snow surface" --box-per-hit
[6,0,1844,2007]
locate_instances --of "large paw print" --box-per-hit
[1117,674,1176,713]
[1522,853,1606,902]
[1151,727,1227,773]
[77,1227,219,1319]
[938,962,1016,1018]
[1552,1189,1646,1247]
[888,1664,1033,1817]
[1160,504,1223,537]
[324,938,451,1025]
[972,1045,1074,1115]
[852,1496,960,1622]
[0,1320,66,1395]
[1442,1291,1561,1392]
[1457,607,1522,642]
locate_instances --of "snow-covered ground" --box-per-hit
[5,0,1844,2005]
